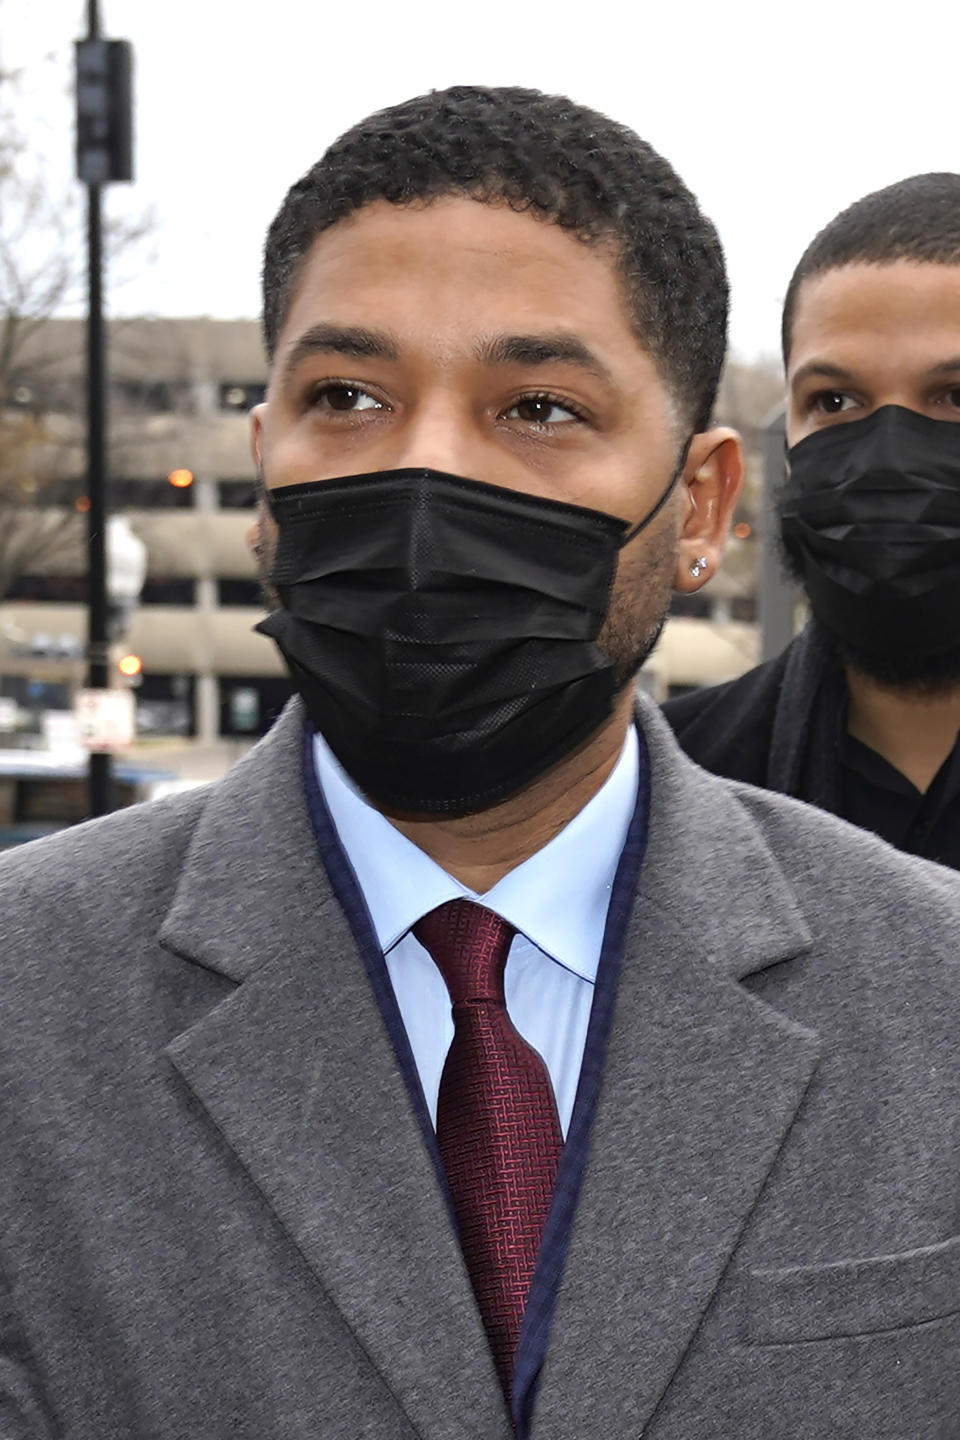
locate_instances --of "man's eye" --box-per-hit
[310,383,382,413]
[504,395,581,425]
[944,386,960,411]
[810,391,855,416]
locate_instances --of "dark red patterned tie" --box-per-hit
[413,899,564,1397]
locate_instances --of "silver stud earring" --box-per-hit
[689,556,709,579]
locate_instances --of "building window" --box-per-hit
[140,578,197,606]
[6,376,84,415]
[669,592,713,620]
[216,578,262,607]
[113,380,178,414]
[219,383,266,412]
[217,479,257,509]
[113,478,195,509]
[218,676,291,737]
[1,675,71,712]
[5,576,87,603]
[5,575,198,607]
[136,673,195,738]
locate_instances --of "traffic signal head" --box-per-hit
[75,38,134,185]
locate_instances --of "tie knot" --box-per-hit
[413,899,515,1006]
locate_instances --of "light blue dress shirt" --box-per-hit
[312,728,639,1138]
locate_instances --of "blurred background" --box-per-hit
[1,0,957,838]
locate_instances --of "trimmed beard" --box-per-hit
[816,617,960,696]
[775,528,960,695]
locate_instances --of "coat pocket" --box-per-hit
[745,1233,960,1345]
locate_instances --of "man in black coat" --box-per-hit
[664,173,960,870]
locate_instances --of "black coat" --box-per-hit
[661,624,845,810]
[662,624,960,870]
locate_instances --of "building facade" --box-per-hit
[1,318,288,752]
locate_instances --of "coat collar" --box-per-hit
[159,695,812,986]
[159,694,819,1439]
[636,693,813,980]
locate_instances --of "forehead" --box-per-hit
[790,261,960,371]
[276,196,638,359]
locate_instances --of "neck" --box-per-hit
[844,666,960,793]
[385,688,636,892]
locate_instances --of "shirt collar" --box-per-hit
[312,726,639,984]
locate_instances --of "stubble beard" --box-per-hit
[255,511,281,612]
[596,519,677,693]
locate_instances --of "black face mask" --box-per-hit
[257,464,681,815]
[781,405,960,661]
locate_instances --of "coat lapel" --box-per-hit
[532,701,821,1439]
[160,703,512,1440]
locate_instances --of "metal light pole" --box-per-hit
[758,407,800,662]
[84,35,109,817]
[75,1,133,816]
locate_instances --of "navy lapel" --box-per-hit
[512,736,650,1436]
[530,701,821,1439]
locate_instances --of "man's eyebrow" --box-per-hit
[791,357,960,388]
[789,360,856,389]
[475,333,614,382]
[279,324,400,385]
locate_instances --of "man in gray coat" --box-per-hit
[2,86,959,1440]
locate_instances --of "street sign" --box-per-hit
[74,689,136,752]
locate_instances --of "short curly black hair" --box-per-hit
[261,85,728,433]
[782,172,960,361]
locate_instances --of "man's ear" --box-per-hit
[245,512,264,562]
[250,402,266,474]
[672,427,744,593]
[246,492,279,605]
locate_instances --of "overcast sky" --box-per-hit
[5,0,959,362]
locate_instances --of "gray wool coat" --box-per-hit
[1,694,960,1439]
